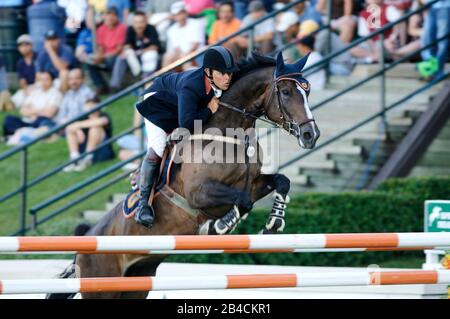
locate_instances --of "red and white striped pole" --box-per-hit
[1,233,449,253]
[0,270,449,295]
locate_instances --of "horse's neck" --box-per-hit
[204,67,274,133]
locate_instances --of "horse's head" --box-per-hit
[264,51,320,149]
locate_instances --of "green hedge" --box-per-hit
[166,176,450,267]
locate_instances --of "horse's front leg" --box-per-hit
[251,173,290,234]
[187,181,253,235]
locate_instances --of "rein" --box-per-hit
[218,72,315,137]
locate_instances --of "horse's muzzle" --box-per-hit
[297,120,320,149]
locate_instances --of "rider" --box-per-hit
[134,46,240,228]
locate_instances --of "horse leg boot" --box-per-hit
[134,148,161,228]
[263,174,290,234]
[250,174,290,234]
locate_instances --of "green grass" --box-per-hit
[0,94,138,236]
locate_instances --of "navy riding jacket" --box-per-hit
[136,67,215,133]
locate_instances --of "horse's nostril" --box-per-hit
[303,132,312,140]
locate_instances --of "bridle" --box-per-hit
[218,71,316,138]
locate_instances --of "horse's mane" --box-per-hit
[232,51,276,83]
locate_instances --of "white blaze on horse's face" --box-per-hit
[296,84,313,120]
[294,83,320,149]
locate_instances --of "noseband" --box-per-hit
[218,72,315,138]
[272,72,315,137]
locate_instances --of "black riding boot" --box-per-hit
[134,153,160,228]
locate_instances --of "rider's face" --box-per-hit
[211,70,233,90]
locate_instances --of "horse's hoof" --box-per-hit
[259,228,281,235]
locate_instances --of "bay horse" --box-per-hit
[48,51,320,299]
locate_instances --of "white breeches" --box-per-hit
[144,119,168,158]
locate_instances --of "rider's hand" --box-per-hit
[207,97,219,114]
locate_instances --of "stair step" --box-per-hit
[336,161,381,174]
[310,91,432,106]
[326,146,364,160]
[307,174,366,190]
[409,166,450,177]
[403,104,428,120]
[353,137,396,152]
[298,160,337,171]
[416,152,450,167]
[426,139,450,154]
[291,184,340,193]
[349,63,450,78]
[298,167,339,178]
[289,175,310,186]
[434,125,450,140]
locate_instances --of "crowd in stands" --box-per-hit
[0,0,448,171]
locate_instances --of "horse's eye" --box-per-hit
[282,89,289,95]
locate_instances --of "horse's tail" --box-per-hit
[46,223,92,299]
[74,223,91,236]
[45,262,78,299]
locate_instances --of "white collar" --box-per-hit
[211,85,222,98]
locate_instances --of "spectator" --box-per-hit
[0,56,13,112]
[3,71,62,138]
[275,11,300,42]
[385,0,413,47]
[208,1,242,56]
[87,6,127,95]
[385,0,423,60]
[88,0,108,15]
[36,29,77,93]
[56,68,95,125]
[27,0,67,53]
[234,0,250,20]
[185,0,216,41]
[316,0,357,43]
[198,6,218,41]
[87,0,108,25]
[75,13,96,65]
[275,11,301,62]
[106,0,130,23]
[163,2,204,69]
[296,33,326,91]
[63,97,115,172]
[351,0,401,64]
[12,34,37,109]
[146,0,179,14]
[184,0,214,15]
[111,11,161,90]
[239,0,276,54]
[315,26,354,76]
[417,0,450,80]
[145,0,179,44]
[293,0,323,25]
[57,0,88,32]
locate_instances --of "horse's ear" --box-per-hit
[295,52,310,71]
[276,51,285,71]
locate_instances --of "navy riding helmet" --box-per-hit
[202,46,240,73]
